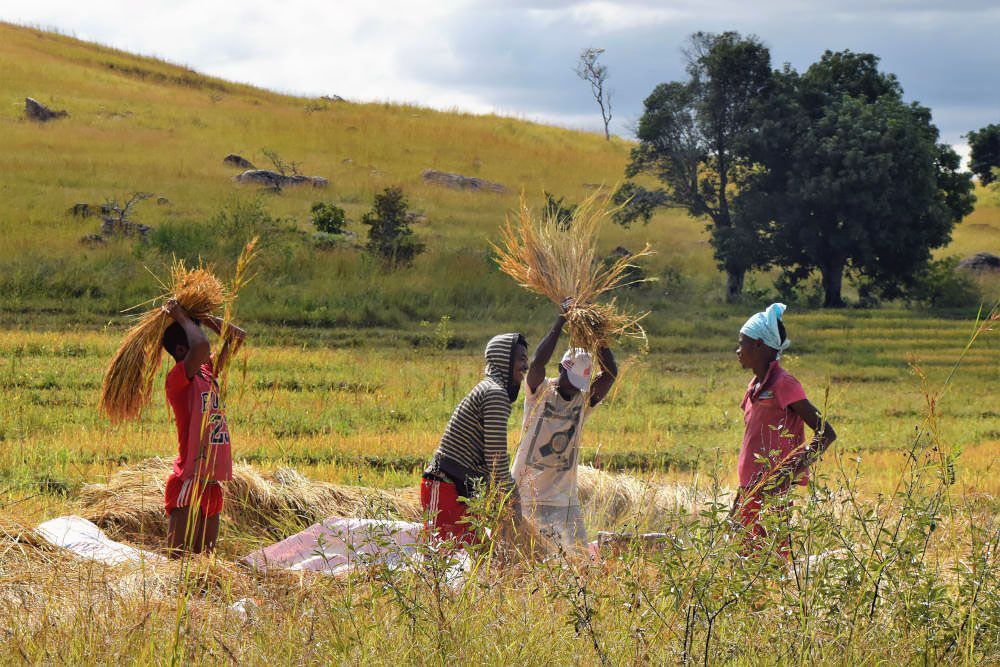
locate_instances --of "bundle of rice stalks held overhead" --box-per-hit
[494,190,652,352]
[98,262,226,423]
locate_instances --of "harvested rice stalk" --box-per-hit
[78,458,422,543]
[98,262,226,423]
[493,189,652,351]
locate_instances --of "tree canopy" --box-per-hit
[967,123,1000,185]
[753,51,975,306]
[617,31,773,302]
[619,43,976,307]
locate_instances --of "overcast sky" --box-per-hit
[3,0,998,158]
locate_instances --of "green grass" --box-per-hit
[1,308,996,505]
[3,21,996,328]
[1,23,998,664]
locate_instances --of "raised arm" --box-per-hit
[526,299,571,393]
[202,315,246,374]
[588,346,618,407]
[162,299,210,379]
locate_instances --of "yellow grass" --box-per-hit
[78,458,420,546]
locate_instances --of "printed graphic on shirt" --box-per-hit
[523,400,583,472]
[200,391,231,446]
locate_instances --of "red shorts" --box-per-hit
[420,478,475,545]
[164,474,224,518]
[738,492,791,560]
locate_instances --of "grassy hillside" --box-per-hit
[3,21,996,334]
[0,22,716,329]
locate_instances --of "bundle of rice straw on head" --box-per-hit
[493,189,652,353]
[98,261,226,423]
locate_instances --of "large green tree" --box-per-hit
[616,31,773,302]
[752,51,975,306]
[967,123,1000,185]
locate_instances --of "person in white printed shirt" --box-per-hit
[512,300,617,548]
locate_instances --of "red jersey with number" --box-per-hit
[738,360,808,488]
[165,360,233,482]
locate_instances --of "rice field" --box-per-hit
[1,307,996,503]
[1,306,997,664]
[1,21,999,664]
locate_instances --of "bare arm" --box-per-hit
[162,300,210,380]
[588,346,617,407]
[202,315,246,373]
[527,308,567,393]
[784,399,836,479]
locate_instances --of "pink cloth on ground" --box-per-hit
[241,519,422,575]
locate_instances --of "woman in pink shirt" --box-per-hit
[733,303,836,558]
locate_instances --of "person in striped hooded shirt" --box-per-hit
[422,332,529,544]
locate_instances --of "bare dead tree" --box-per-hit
[576,47,613,140]
[262,149,301,177]
[101,192,154,236]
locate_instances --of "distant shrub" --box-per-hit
[213,197,276,238]
[210,197,298,257]
[362,187,425,267]
[261,148,300,177]
[311,202,347,235]
[905,256,982,308]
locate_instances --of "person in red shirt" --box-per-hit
[161,299,245,557]
[733,303,836,559]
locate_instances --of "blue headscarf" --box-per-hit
[740,303,790,358]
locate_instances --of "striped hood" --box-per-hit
[484,332,526,402]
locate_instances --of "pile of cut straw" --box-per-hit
[98,262,226,423]
[493,190,651,352]
[576,465,732,523]
[77,458,422,542]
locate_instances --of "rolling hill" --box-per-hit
[0,21,996,335]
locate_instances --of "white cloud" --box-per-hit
[528,1,688,33]
[1,0,996,151]
[0,0,487,108]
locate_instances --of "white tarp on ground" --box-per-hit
[241,518,425,575]
[36,516,164,565]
